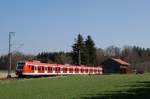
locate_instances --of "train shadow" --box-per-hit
[81,81,150,99]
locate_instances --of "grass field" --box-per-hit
[0,74,150,99]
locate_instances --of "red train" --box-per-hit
[16,61,102,77]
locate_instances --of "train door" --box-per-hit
[55,67,61,74]
[85,68,88,74]
[48,67,53,73]
[45,66,48,74]
[38,66,45,73]
[75,68,79,74]
[69,68,73,74]
[80,68,84,74]
[63,67,68,74]
[34,65,38,75]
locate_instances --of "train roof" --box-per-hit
[22,61,101,69]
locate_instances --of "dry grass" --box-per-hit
[0,71,17,78]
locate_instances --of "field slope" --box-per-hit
[0,74,150,99]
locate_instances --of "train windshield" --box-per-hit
[17,62,25,69]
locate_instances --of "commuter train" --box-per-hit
[16,61,103,77]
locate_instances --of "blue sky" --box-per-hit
[0,0,150,55]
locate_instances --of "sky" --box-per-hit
[0,0,150,55]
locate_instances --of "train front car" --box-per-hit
[16,61,25,77]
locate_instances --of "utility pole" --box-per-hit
[7,32,15,78]
[78,49,81,66]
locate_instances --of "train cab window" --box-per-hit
[17,62,25,69]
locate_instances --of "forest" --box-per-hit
[1,34,150,72]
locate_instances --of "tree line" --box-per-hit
[1,34,150,72]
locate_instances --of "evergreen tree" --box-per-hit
[72,34,86,65]
[85,35,96,66]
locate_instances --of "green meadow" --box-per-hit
[0,74,150,99]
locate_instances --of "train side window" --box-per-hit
[75,68,79,72]
[63,68,67,72]
[42,66,44,71]
[94,69,97,73]
[31,66,34,70]
[85,69,88,73]
[69,68,73,72]
[56,67,60,71]
[90,69,93,72]
[66,68,68,71]
[55,67,57,71]
[48,67,52,71]
[98,70,101,72]
[38,66,41,70]
[81,69,84,73]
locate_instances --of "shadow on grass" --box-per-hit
[81,81,150,99]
